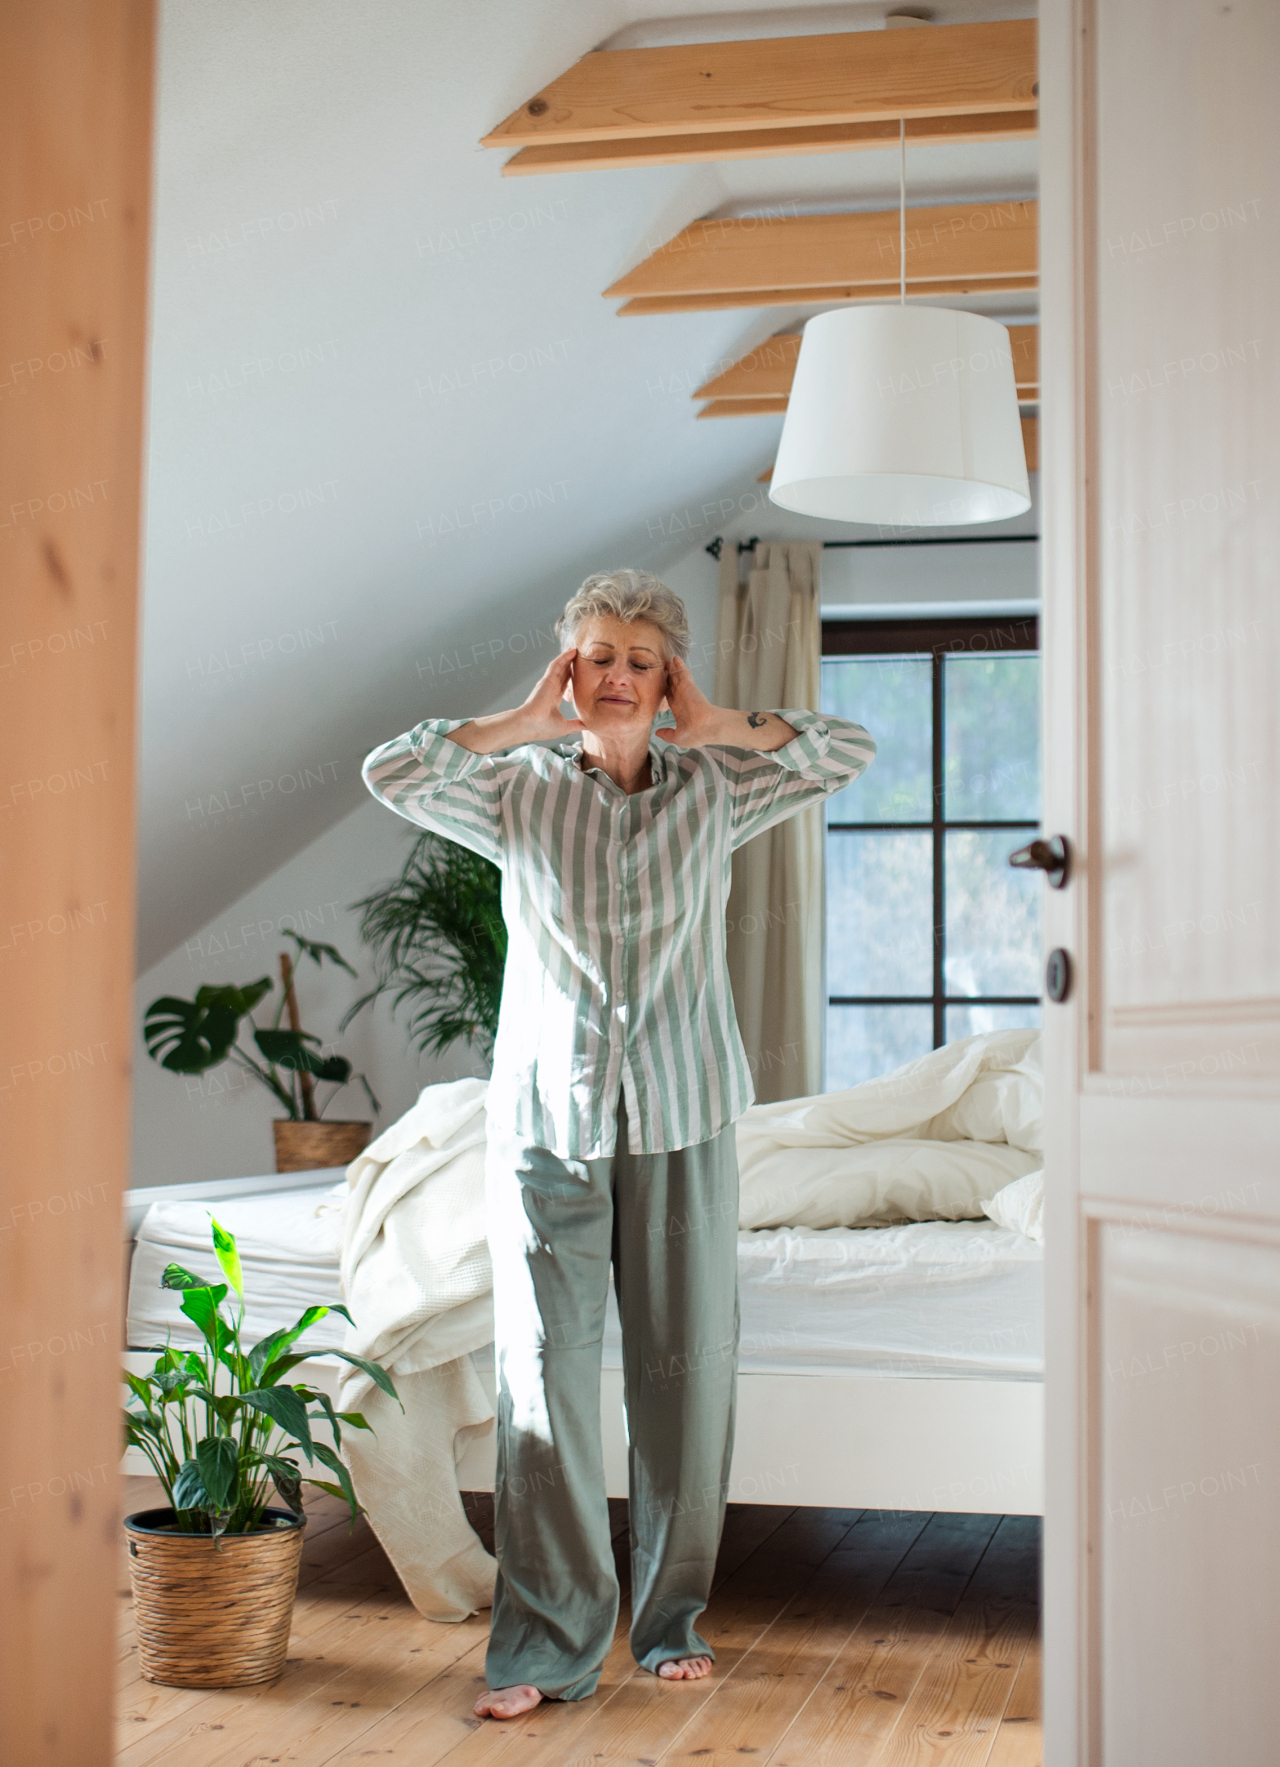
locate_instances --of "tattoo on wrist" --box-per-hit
[746,712,768,729]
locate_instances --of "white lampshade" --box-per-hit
[769,306,1032,526]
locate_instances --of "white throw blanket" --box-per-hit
[338,1077,497,1622]
[337,1031,1042,1621]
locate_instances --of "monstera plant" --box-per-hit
[144,930,380,1170]
[144,929,378,1121]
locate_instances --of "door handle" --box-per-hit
[1008,834,1071,889]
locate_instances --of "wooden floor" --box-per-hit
[118,1475,1042,1766]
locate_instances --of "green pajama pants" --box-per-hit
[483,1094,740,1701]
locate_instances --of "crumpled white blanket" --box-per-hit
[337,1076,497,1623]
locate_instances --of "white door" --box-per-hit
[1040,1,1280,1761]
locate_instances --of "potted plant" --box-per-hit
[122,1215,398,1688]
[144,929,381,1171]
[343,831,507,1061]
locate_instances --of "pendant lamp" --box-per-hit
[769,125,1031,527]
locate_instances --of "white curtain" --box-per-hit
[714,540,825,1103]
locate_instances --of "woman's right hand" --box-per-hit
[445,650,584,754]
[517,649,585,741]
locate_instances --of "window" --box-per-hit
[822,616,1042,1090]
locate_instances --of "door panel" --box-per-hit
[1094,0,1280,1079]
[1098,1222,1280,1764]
[1041,0,1280,1761]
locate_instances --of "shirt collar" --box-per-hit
[560,727,675,788]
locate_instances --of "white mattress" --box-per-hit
[128,1192,1041,1382]
[127,1184,348,1357]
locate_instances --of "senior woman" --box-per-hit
[362,569,874,1720]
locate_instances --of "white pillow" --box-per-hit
[981,1169,1045,1242]
[737,1137,1041,1231]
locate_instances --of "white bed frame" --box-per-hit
[121,1173,1043,1516]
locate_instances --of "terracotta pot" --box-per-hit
[124,1506,306,1687]
[273,1118,372,1172]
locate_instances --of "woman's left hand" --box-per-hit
[661,656,727,747]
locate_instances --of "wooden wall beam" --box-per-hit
[697,324,1039,400]
[500,109,1036,175]
[605,201,1038,304]
[483,19,1037,147]
[697,397,790,419]
[0,3,153,1761]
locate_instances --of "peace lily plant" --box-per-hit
[123,1215,398,1538]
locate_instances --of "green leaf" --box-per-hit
[196,1435,240,1510]
[310,1442,360,1521]
[195,977,273,1016]
[238,1386,314,1458]
[209,1217,244,1299]
[172,1458,210,1511]
[285,929,358,977]
[160,1263,204,1290]
[178,1284,228,1348]
[123,1370,155,1407]
[323,1351,400,1404]
[312,1054,352,1084]
[305,1477,358,1514]
[144,995,241,1074]
[254,1026,344,1079]
[307,1389,346,1449]
[336,1411,372,1432]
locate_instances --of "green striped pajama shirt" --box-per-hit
[362,710,875,1159]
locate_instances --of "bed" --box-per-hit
[123,1161,1044,1515]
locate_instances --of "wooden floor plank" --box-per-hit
[653,1510,931,1766]
[764,1512,1006,1767]
[868,1516,1040,1767]
[984,1633,1042,1767]
[450,1508,868,1767]
[112,1503,1043,1767]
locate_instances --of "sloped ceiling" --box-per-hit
[139,0,1037,968]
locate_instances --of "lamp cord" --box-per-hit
[899,117,906,305]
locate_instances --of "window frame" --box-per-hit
[822,614,1042,1051]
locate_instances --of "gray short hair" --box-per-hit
[556,569,690,662]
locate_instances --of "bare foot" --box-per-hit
[657,1656,713,1680]
[474,1683,544,1720]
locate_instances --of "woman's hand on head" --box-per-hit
[660,656,728,748]
[518,648,585,740]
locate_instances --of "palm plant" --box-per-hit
[123,1216,397,1537]
[342,832,506,1063]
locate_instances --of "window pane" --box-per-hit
[822,655,932,823]
[944,829,1043,997]
[945,1003,1043,1043]
[944,653,1041,821]
[827,830,933,996]
[826,1005,934,1090]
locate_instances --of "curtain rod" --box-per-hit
[705,534,1039,559]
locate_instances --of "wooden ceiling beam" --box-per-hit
[697,397,790,419]
[618,276,1037,317]
[499,110,1035,175]
[482,20,1037,148]
[604,202,1038,305]
[697,324,1038,400]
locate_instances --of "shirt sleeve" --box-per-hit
[717,709,876,851]
[361,719,516,864]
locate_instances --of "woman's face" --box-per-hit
[568,615,669,734]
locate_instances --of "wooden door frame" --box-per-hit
[1039,0,1096,1760]
[0,4,154,1760]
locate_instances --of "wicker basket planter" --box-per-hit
[124,1507,307,1688]
[273,1118,371,1172]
